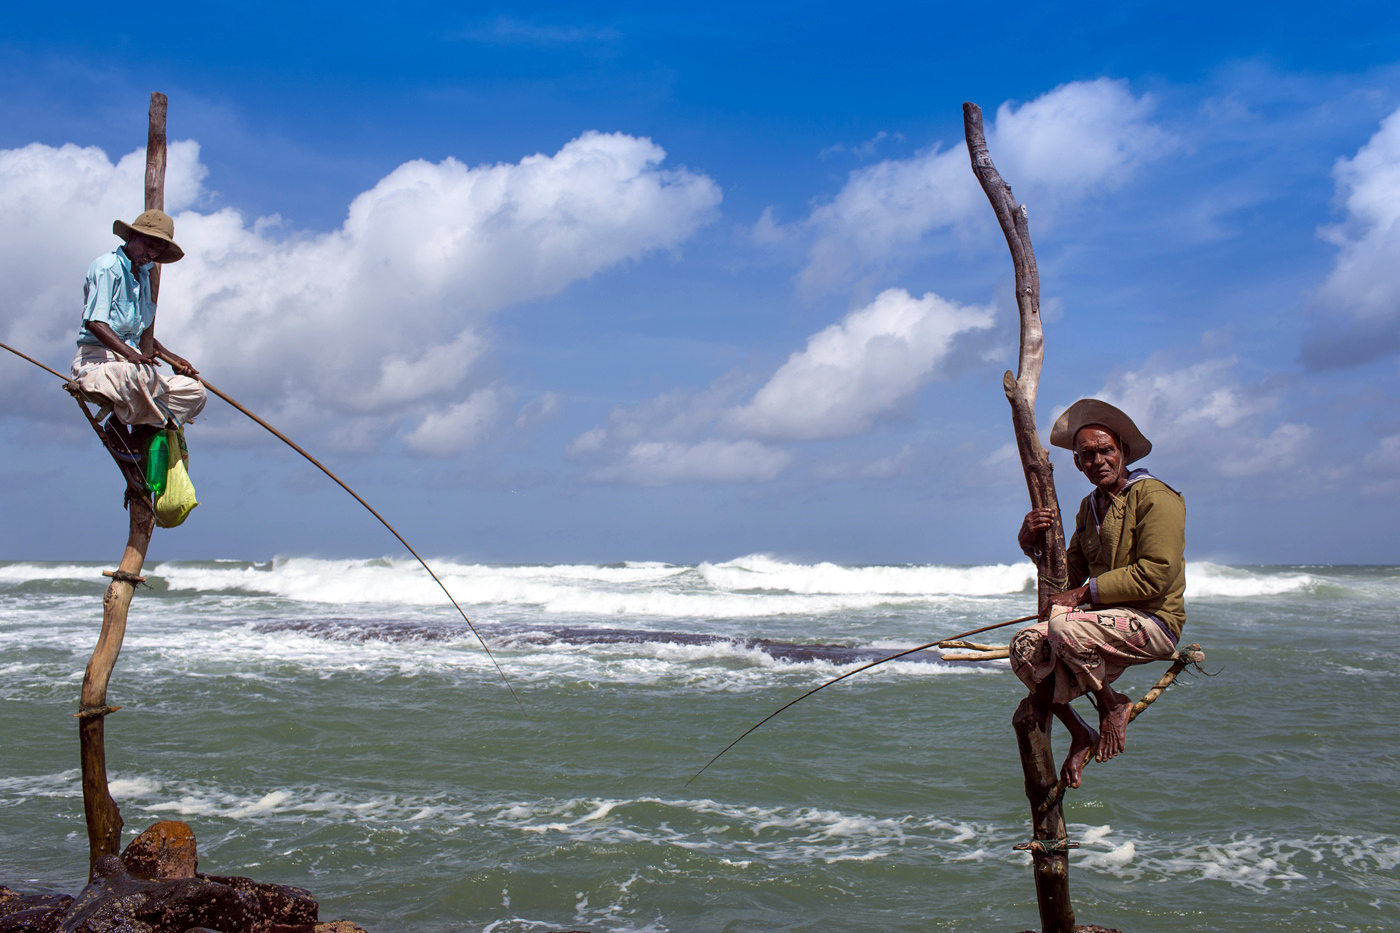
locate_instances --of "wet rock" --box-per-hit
[61,855,261,933]
[313,924,371,933]
[2,837,322,933]
[119,822,198,881]
[0,885,75,933]
[198,875,316,933]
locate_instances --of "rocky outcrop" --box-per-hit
[0,886,73,933]
[0,822,332,933]
[119,822,198,881]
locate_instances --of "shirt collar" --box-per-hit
[115,246,153,275]
[1088,469,1156,528]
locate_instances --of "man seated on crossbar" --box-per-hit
[1012,399,1186,789]
[69,209,205,454]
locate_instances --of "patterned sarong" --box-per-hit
[1009,604,1178,705]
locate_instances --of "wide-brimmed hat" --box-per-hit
[112,209,184,263]
[1049,398,1152,464]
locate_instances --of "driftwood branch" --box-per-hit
[939,648,1010,661]
[965,100,1074,933]
[963,103,1067,609]
[78,91,167,876]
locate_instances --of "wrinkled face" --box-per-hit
[123,233,165,266]
[1073,425,1129,492]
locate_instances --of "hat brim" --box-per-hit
[1049,399,1152,464]
[113,219,184,263]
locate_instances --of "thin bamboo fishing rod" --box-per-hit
[1,341,67,380]
[686,612,1038,786]
[1,339,524,715]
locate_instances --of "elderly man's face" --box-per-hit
[1073,425,1129,493]
[122,233,165,266]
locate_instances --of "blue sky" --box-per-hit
[3,2,1400,565]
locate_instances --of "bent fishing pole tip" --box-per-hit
[687,612,1041,782]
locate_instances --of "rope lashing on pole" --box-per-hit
[685,612,1039,786]
[1,340,525,716]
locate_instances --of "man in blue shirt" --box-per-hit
[70,210,206,447]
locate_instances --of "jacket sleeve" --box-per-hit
[1093,482,1185,605]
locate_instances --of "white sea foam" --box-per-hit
[1065,824,1400,893]
[0,769,81,798]
[148,557,972,618]
[1185,562,1320,598]
[3,558,1363,617]
[0,562,106,584]
[108,776,162,796]
[699,555,1035,596]
[20,762,1388,901]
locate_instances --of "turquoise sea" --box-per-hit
[1,557,1397,931]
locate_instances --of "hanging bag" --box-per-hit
[155,427,199,528]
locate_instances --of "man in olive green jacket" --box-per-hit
[1012,399,1186,789]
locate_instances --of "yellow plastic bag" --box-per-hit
[155,428,198,528]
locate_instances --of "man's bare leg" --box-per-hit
[1050,701,1098,788]
[1092,684,1134,762]
[1031,677,1098,789]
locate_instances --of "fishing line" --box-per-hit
[686,612,1038,786]
[2,340,525,716]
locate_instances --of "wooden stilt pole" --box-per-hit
[963,101,1074,933]
[77,91,167,876]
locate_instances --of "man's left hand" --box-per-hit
[1041,584,1092,619]
[167,355,199,378]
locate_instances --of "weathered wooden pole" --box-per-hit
[962,101,1074,933]
[77,91,167,875]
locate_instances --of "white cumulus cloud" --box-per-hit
[572,288,991,484]
[722,288,994,440]
[1,132,721,456]
[1088,356,1312,480]
[589,439,792,485]
[797,78,1170,292]
[1305,105,1400,367]
[402,386,505,457]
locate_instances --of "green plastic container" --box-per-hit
[145,432,170,495]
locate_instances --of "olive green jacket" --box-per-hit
[1065,472,1187,637]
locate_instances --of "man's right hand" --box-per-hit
[1018,507,1056,552]
[86,321,158,366]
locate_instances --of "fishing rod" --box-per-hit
[1,340,525,716]
[685,612,1038,786]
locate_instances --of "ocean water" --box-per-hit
[1,556,1396,932]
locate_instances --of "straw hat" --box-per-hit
[112,210,184,263]
[1049,398,1152,464]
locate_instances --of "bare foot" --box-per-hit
[1095,689,1134,762]
[1064,717,1097,784]
[1047,699,1098,788]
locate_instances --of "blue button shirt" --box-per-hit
[77,248,155,350]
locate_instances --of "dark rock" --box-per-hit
[60,855,260,933]
[198,876,316,933]
[0,886,75,933]
[3,828,321,933]
[119,823,198,881]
